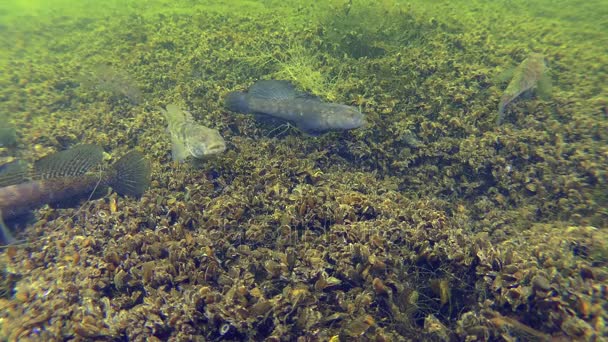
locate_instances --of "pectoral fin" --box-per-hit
[493,67,516,84]
[0,160,28,187]
[170,135,189,162]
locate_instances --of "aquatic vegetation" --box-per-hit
[0,126,17,148]
[314,0,427,58]
[237,41,345,101]
[0,265,19,299]
[0,114,17,147]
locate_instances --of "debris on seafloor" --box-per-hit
[496,52,552,125]
[0,144,151,244]
[160,104,226,162]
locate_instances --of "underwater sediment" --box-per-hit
[0,0,606,341]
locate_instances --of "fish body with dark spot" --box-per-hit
[497,53,551,125]
[0,145,151,244]
[225,80,366,134]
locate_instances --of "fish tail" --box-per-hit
[497,94,511,125]
[497,103,505,125]
[109,150,151,197]
[224,91,250,113]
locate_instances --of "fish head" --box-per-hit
[185,127,226,159]
[527,53,549,73]
[330,105,367,130]
[528,52,545,62]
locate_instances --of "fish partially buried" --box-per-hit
[224,80,366,135]
[0,144,151,244]
[160,104,226,162]
[497,53,551,125]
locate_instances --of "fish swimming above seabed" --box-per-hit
[160,104,226,162]
[497,53,551,125]
[0,144,151,244]
[224,80,366,135]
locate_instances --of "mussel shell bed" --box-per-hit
[0,1,606,341]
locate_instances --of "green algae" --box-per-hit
[0,113,17,147]
[0,0,606,340]
[0,127,17,148]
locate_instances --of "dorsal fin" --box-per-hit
[33,144,104,180]
[249,80,298,100]
[0,160,29,187]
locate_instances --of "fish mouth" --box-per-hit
[206,143,226,155]
[351,115,367,129]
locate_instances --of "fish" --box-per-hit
[81,64,144,105]
[224,80,366,134]
[497,53,551,125]
[160,104,226,162]
[0,144,151,244]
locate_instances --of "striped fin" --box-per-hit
[0,160,29,187]
[33,144,104,180]
[109,150,151,197]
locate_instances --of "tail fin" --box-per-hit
[109,150,151,197]
[224,91,250,113]
[497,105,505,125]
[497,95,510,125]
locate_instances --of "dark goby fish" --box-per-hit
[225,80,366,134]
[0,144,151,244]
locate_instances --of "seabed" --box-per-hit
[0,0,606,340]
